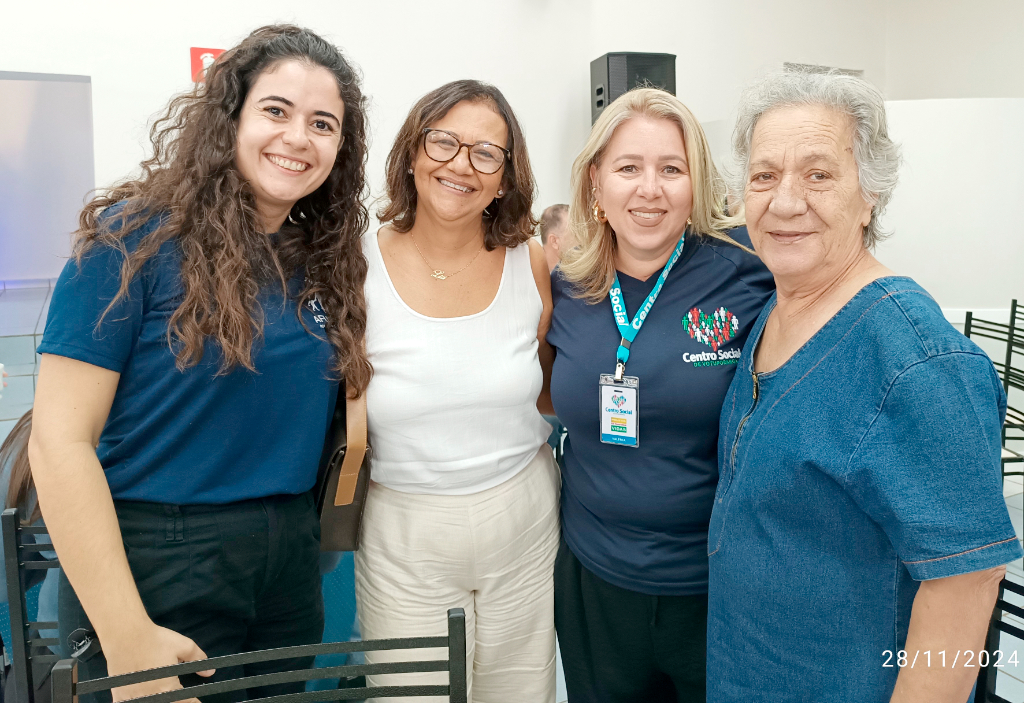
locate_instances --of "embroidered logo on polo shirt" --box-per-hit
[683,307,738,350]
[682,307,742,367]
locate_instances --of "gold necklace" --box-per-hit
[410,232,484,280]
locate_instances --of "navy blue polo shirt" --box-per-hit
[38,208,339,504]
[548,227,774,595]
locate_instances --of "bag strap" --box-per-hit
[334,392,368,506]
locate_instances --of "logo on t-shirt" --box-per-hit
[682,307,742,367]
[306,296,327,329]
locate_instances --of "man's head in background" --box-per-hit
[538,203,572,272]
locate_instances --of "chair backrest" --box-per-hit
[964,301,1021,388]
[1005,299,1024,397]
[3,507,469,702]
[963,301,1023,441]
[51,608,468,703]
[974,577,1024,703]
[1,508,62,703]
[1005,299,1024,443]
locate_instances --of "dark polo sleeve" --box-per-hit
[38,240,144,373]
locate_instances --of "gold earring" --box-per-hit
[687,217,692,225]
[591,186,607,224]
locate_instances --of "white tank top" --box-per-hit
[363,231,552,495]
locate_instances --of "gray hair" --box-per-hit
[731,70,900,248]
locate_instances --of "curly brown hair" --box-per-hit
[74,25,372,395]
[377,80,536,249]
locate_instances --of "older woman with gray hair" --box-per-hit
[706,70,1022,703]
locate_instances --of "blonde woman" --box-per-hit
[544,88,774,702]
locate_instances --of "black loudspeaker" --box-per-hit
[590,52,676,124]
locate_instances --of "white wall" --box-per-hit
[0,74,94,280]
[875,98,1024,319]
[886,0,1024,101]
[7,0,1019,312]
[0,0,886,219]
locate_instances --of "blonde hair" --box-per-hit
[561,88,745,302]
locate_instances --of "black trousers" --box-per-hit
[554,537,707,703]
[58,491,325,703]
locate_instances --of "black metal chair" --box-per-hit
[974,577,1024,703]
[2,508,469,703]
[964,300,1024,478]
[50,608,468,703]
[2,508,62,703]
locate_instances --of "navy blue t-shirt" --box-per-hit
[38,210,339,504]
[548,227,774,595]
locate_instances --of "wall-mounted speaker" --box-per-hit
[590,52,676,124]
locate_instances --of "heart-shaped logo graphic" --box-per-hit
[683,307,739,351]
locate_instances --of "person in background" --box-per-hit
[536,204,572,457]
[544,88,774,702]
[28,25,371,703]
[357,79,558,701]
[539,203,573,272]
[538,205,572,452]
[707,69,1021,703]
[0,409,60,703]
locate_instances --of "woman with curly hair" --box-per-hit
[28,25,369,703]
[355,80,558,701]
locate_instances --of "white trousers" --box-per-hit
[355,447,560,703]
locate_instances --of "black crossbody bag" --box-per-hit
[314,386,370,551]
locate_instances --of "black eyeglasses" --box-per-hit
[422,128,511,175]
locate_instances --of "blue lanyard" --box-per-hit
[609,235,686,380]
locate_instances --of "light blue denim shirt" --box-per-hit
[707,277,1022,702]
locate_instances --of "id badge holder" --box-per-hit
[599,374,639,448]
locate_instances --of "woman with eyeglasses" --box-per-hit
[355,80,558,701]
